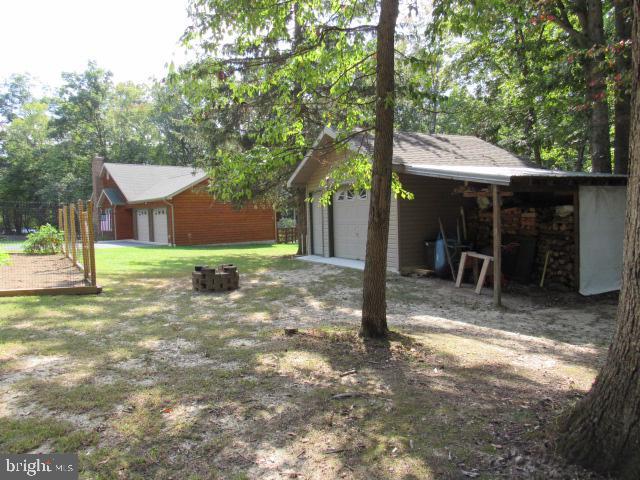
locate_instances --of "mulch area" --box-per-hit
[0,254,86,290]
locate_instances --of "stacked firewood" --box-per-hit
[534,207,575,289]
[467,204,576,289]
[192,264,240,292]
[471,207,530,246]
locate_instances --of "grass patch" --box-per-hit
[95,243,299,280]
[22,379,135,414]
[0,418,96,453]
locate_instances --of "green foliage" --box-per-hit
[177,0,382,206]
[0,62,208,207]
[23,224,63,255]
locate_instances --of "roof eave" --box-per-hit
[97,190,113,206]
[401,165,512,186]
[287,127,338,188]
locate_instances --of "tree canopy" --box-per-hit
[0,63,204,206]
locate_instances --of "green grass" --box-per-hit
[95,243,299,279]
[0,418,97,453]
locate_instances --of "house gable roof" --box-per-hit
[287,127,537,187]
[102,163,208,203]
[99,187,127,206]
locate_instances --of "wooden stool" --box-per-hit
[455,251,494,294]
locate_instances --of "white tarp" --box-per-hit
[579,185,626,295]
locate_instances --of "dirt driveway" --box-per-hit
[0,256,616,479]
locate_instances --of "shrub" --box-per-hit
[277,217,296,228]
[23,224,64,255]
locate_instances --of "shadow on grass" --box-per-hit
[0,247,609,479]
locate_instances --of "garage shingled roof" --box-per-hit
[348,130,536,168]
[287,127,626,187]
[102,163,208,203]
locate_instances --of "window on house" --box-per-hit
[346,189,354,200]
[337,190,345,201]
[100,208,112,232]
[359,189,367,199]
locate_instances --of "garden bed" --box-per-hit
[0,253,94,295]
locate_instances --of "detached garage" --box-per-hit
[333,188,369,260]
[288,127,627,299]
[92,158,277,246]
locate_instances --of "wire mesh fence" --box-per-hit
[59,200,97,287]
[0,200,99,296]
[0,201,59,236]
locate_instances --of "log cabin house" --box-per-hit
[91,157,276,246]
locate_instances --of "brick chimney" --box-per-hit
[91,156,105,229]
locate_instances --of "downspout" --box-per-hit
[163,198,176,246]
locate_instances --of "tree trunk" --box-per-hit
[295,188,307,255]
[584,0,612,173]
[614,0,632,174]
[575,138,587,172]
[360,0,399,338]
[292,3,307,256]
[558,3,640,477]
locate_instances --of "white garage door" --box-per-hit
[136,209,150,242]
[311,191,324,255]
[153,208,169,244]
[333,188,369,260]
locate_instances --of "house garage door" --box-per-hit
[311,191,324,255]
[153,208,169,244]
[333,188,369,260]
[136,209,150,242]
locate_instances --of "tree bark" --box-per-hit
[292,2,307,256]
[585,0,612,173]
[575,137,587,172]
[360,0,399,338]
[558,3,640,477]
[513,15,542,165]
[614,0,632,174]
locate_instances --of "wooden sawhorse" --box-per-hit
[455,251,493,294]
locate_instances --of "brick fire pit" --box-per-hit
[192,264,239,292]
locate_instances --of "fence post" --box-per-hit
[62,205,70,259]
[87,201,97,287]
[78,210,90,281]
[77,200,89,279]
[69,204,77,265]
[58,208,64,255]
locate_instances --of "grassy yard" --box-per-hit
[0,243,616,479]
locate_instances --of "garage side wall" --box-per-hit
[305,150,341,258]
[172,183,276,246]
[397,175,465,269]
